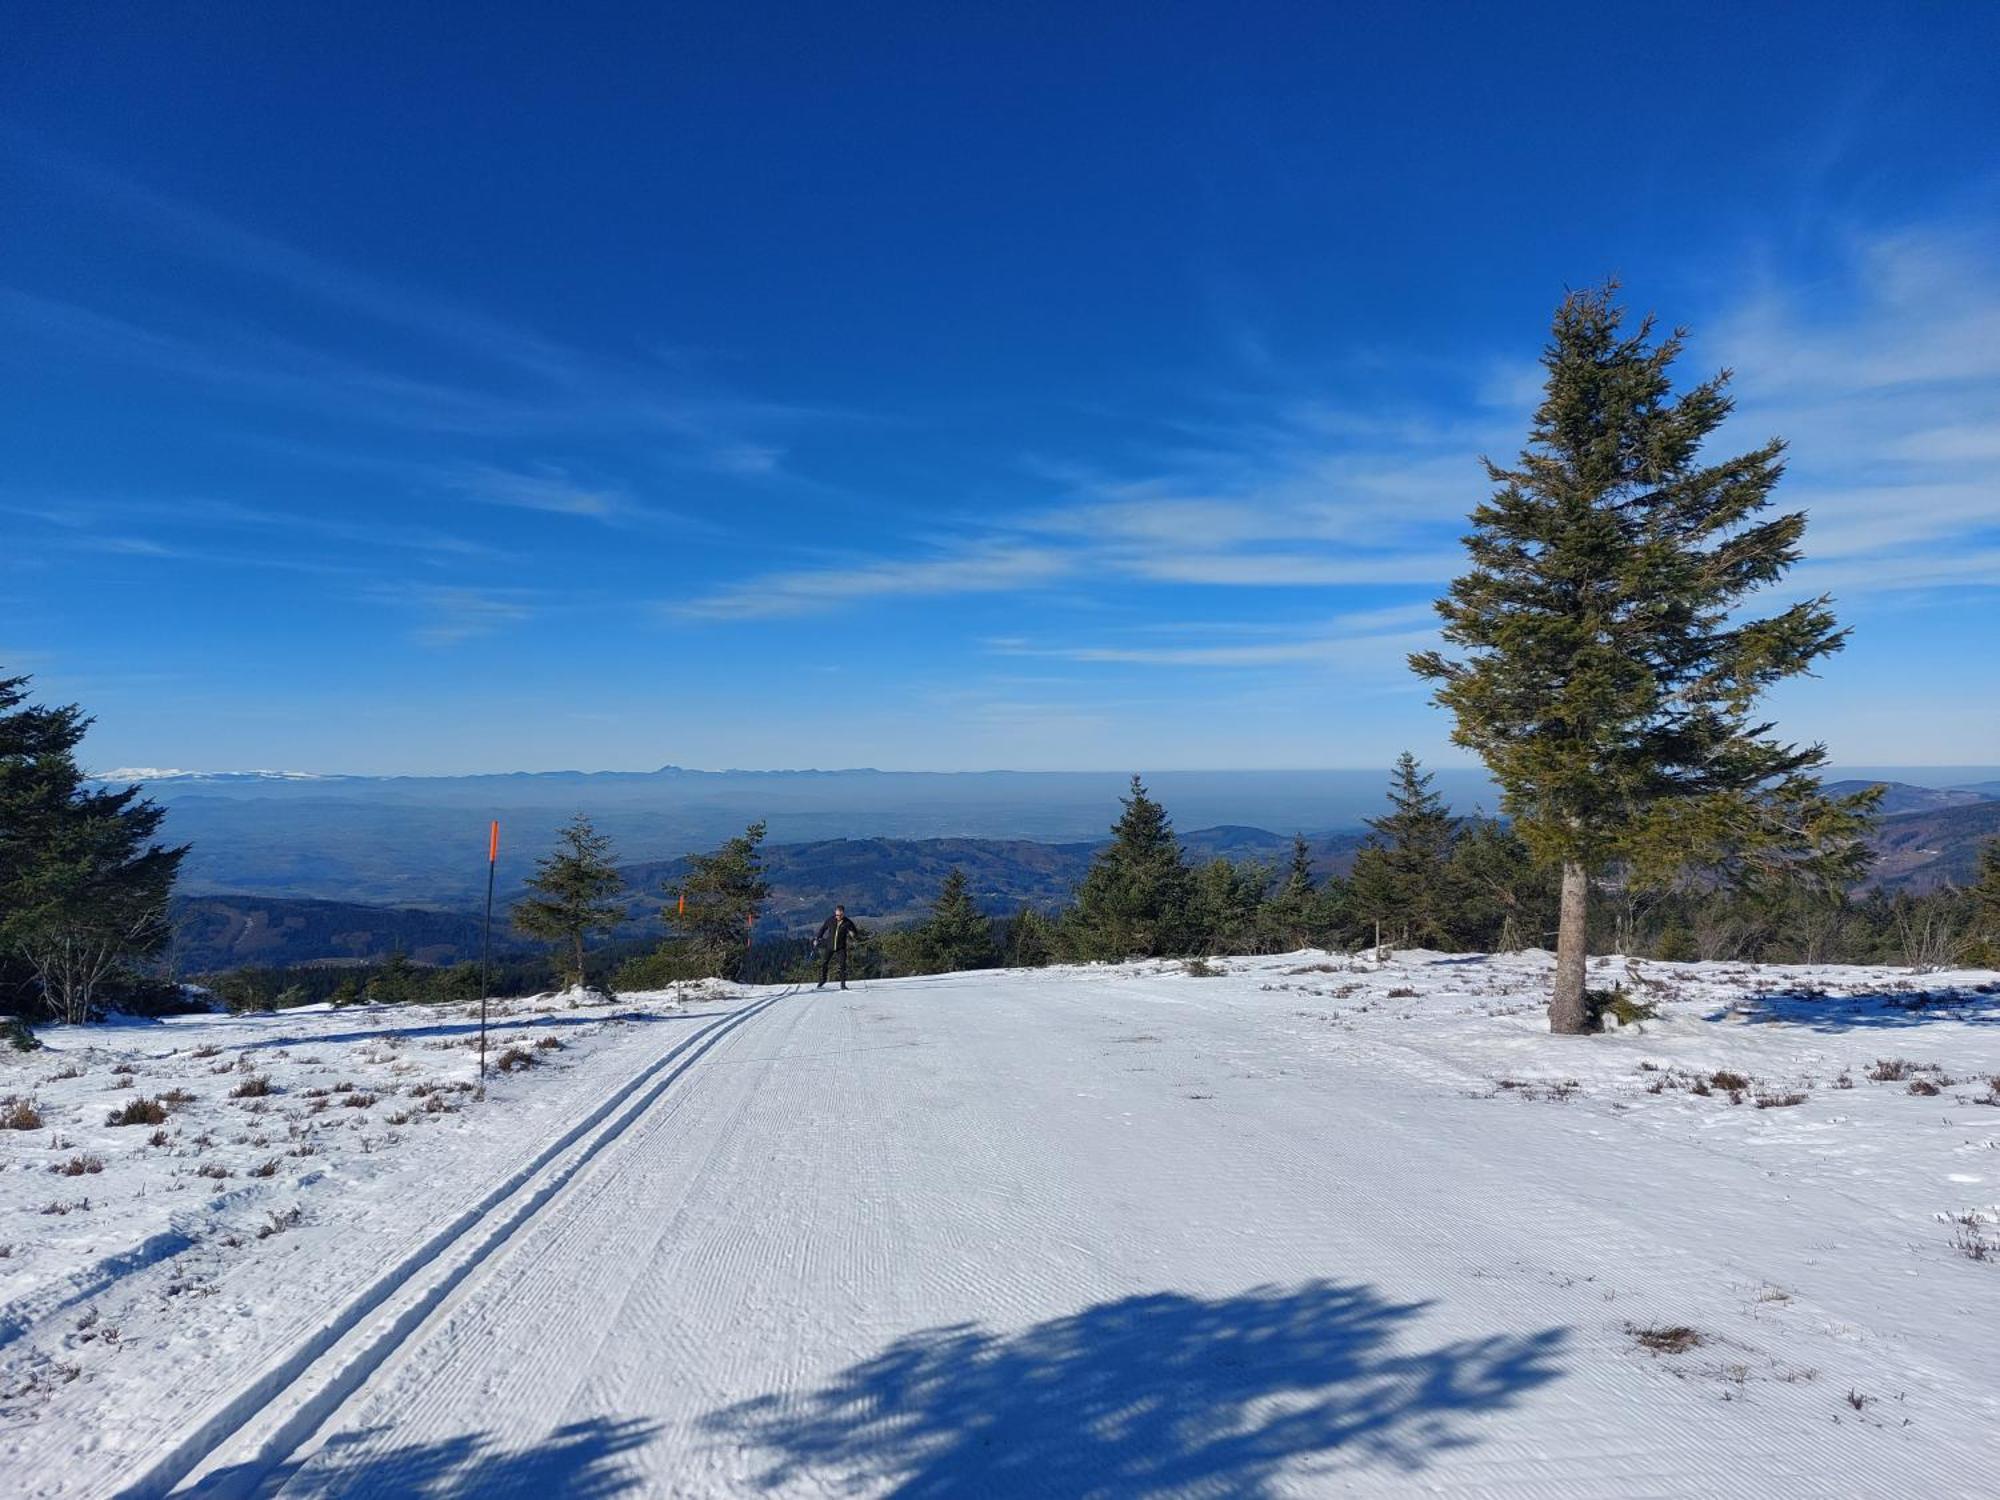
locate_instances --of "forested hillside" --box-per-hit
[168,827,1367,971]
[169,895,503,971]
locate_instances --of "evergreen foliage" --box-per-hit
[0,675,186,1022]
[1970,840,2000,966]
[1061,777,1194,960]
[1348,754,1459,949]
[1446,818,1558,953]
[1411,285,1879,1032]
[511,814,627,992]
[1263,836,1322,950]
[660,820,771,980]
[903,868,998,974]
[1188,858,1269,956]
[1003,905,1056,968]
[1975,840,2000,928]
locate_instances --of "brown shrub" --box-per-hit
[1,1097,44,1131]
[1627,1323,1705,1355]
[108,1097,169,1127]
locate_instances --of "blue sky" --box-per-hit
[3,1,1997,775]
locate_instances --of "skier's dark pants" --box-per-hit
[819,947,848,987]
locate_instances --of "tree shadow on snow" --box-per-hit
[703,1281,1567,1496]
[1710,982,2000,1031]
[186,1415,657,1498]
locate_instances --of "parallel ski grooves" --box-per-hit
[111,991,788,1500]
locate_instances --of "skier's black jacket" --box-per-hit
[815,912,864,950]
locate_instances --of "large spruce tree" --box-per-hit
[1412,285,1876,1032]
[1347,753,1458,949]
[512,813,626,993]
[1063,776,1193,959]
[0,676,186,1023]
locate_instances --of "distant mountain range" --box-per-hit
[169,826,1367,972]
[1822,779,1999,816]
[123,765,1999,972]
[116,765,1505,907]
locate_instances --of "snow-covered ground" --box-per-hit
[3,951,1998,1497]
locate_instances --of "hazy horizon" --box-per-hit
[87,759,2000,787]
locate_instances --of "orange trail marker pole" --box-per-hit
[478,820,499,1097]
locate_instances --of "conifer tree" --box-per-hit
[1412,285,1878,1032]
[0,675,186,1023]
[1005,904,1055,968]
[910,868,997,973]
[512,814,626,993]
[1347,754,1458,949]
[1062,776,1194,959]
[369,948,421,1004]
[1446,818,1554,952]
[1974,840,2000,931]
[1314,872,1357,951]
[1264,835,1321,950]
[665,820,771,980]
[1189,857,1269,956]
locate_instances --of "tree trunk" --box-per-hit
[1550,861,1591,1034]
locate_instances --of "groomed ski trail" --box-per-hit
[131,962,1996,1499]
[116,988,797,1500]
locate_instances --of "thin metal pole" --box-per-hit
[479,820,497,1097]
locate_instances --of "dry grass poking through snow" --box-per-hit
[0,983,676,1443]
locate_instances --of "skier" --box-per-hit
[813,904,866,989]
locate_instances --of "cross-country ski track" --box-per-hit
[8,952,1998,1496]
[137,990,796,1499]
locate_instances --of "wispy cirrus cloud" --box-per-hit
[443,464,632,520]
[670,218,2000,628]
[365,584,539,646]
[1709,222,2000,595]
[8,135,581,383]
[438,462,720,533]
[4,495,500,563]
[0,142,835,467]
[674,545,1076,620]
[990,603,1439,669]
